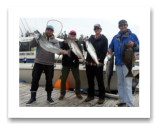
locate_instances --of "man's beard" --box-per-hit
[45,33,52,37]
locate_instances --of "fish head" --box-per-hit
[66,38,72,45]
[85,40,89,49]
[124,43,130,49]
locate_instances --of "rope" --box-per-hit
[20,18,27,32]
[24,18,31,33]
[46,19,63,36]
[19,26,23,34]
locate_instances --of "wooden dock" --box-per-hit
[19,83,139,107]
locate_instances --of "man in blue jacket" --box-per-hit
[108,20,139,107]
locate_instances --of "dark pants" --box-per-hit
[86,65,105,99]
[30,63,54,92]
[61,66,81,95]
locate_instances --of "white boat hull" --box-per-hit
[19,63,139,91]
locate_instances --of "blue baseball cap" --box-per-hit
[46,25,54,31]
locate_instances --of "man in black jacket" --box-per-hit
[83,24,108,104]
[59,30,83,100]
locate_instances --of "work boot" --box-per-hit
[47,91,54,104]
[26,92,36,105]
[97,98,105,104]
[85,97,94,102]
[115,103,126,107]
[76,94,83,99]
[59,94,65,100]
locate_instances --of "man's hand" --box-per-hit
[84,37,86,43]
[60,51,66,55]
[77,56,82,59]
[129,40,134,47]
[98,59,100,61]
[108,50,112,54]
[64,40,68,44]
[93,60,96,63]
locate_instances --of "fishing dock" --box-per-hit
[19,83,139,107]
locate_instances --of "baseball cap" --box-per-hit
[46,25,54,31]
[94,24,102,29]
[118,20,128,27]
[69,30,76,34]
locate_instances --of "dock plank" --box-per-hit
[48,91,77,107]
[76,97,99,107]
[52,94,87,107]
[19,83,139,107]
[109,100,119,107]
[19,88,60,104]
[94,99,108,107]
[20,89,60,107]
[103,99,115,107]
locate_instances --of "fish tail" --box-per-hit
[66,49,72,57]
[97,62,103,67]
[82,60,87,65]
[125,71,135,78]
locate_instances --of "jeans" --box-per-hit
[30,63,54,92]
[116,65,133,107]
[86,65,105,99]
[61,66,81,95]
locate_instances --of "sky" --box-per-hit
[19,18,139,44]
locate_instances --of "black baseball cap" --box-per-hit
[118,20,128,27]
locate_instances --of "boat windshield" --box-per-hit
[19,42,30,52]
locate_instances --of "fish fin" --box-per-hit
[125,71,135,78]
[121,57,126,65]
[66,49,72,57]
[132,54,136,65]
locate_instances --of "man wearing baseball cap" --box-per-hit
[59,30,83,100]
[108,20,139,107]
[26,25,65,105]
[83,24,108,104]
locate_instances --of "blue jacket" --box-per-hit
[109,29,139,65]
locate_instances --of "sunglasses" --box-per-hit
[94,27,100,30]
[70,33,76,35]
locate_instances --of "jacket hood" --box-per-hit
[116,29,132,37]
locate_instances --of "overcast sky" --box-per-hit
[19,18,139,44]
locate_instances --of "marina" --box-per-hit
[19,82,139,107]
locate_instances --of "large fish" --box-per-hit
[67,38,86,62]
[85,39,103,66]
[106,53,114,93]
[121,43,136,78]
[33,30,71,57]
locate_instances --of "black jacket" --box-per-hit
[60,40,82,67]
[83,34,108,63]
